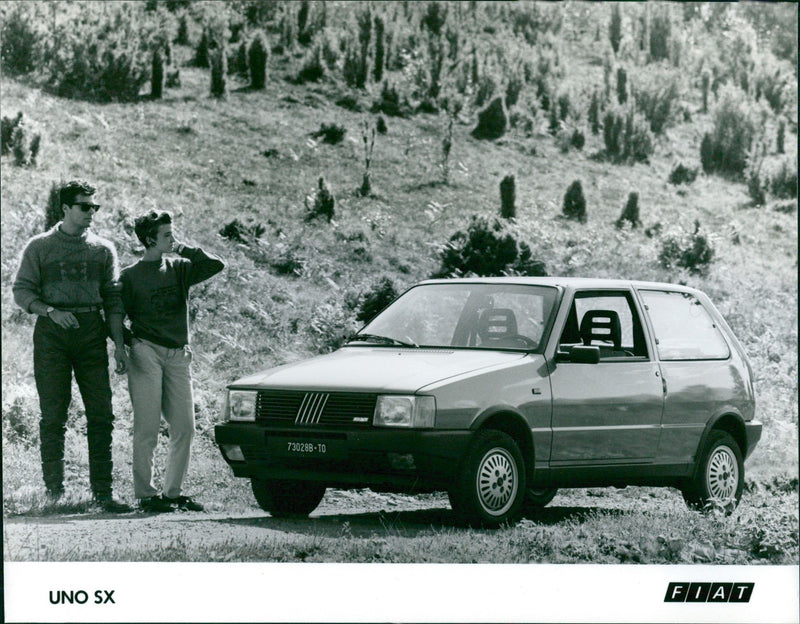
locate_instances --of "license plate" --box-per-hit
[266,437,345,459]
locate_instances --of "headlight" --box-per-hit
[374,395,435,428]
[227,389,257,422]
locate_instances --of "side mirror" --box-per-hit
[557,345,600,364]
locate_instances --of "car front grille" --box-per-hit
[255,390,376,428]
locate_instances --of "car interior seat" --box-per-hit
[579,309,628,357]
[477,308,518,345]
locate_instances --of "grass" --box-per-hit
[1,3,797,563]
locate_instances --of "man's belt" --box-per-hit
[58,305,103,314]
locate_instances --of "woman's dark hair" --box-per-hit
[134,211,172,248]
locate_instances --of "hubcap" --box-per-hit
[706,445,738,499]
[476,447,518,516]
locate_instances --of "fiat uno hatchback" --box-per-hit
[215,278,761,527]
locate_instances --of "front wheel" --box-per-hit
[681,430,743,514]
[448,430,526,528]
[251,479,326,517]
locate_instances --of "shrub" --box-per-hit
[195,28,210,67]
[1,111,23,156]
[649,6,671,63]
[356,277,398,323]
[311,123,346,145]
[603,106,654,163]
[45,181,63,231]
[701,68,711,114]
[359,119,376,196]
[500,175,516,220]
[658,220,715,275]
[633,70,680,135]
[700,85,764,176]
[175,12,190,45]
[609,3,622,54]
[777,119,785,154]
[233,41,248,77]
[768,159,797,199]
[304,177,335,222]
[166,70,181,88]
[151,49,164,99]
[296,43,325,83]
[248,33,269,89]
[440,115,453,184]
[10,121,41,168]
[571,128,586,150]
[563,180,587,223]
[376,115,387,134]
[421,2,448,36]
[615,192,640,228]
[588,90,601,135]
[472,96,508,140]
[372,81,408,117]
[373,15,385,83]
[433,216,547,278]
[668,163,698,185]
[616,66,627,104]
[0,3,40,76]
[219,218,266,244]
[210,48,227,98]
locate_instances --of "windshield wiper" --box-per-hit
[348,333,418,348]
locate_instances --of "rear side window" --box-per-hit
[640,290,730,360]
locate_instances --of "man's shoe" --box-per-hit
[163,495,204,511]
[94,495,133,513]
[139,495,175,513]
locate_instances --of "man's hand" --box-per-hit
[113,345,129,375]
[48,309,79,329]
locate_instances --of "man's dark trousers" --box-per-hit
[33,312,114,497]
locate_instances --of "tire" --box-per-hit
[251,478,326,517]
[448,430,526,528]
[681,430,744,514]
[523,487,558,514]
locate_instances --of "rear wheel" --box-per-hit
[448,430,526,528]
[251,479,326,517]
[681,430,743,514]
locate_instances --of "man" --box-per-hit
[117,211,224,512]
[13,179,132,512]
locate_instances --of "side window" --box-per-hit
[640,291,730,360]
[558,291,648,358]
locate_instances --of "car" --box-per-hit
[215,277,762,527]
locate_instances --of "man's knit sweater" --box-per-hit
[13,225,124,317]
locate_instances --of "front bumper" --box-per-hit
[215,423,472,491]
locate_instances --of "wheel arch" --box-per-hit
[472,407,534,476]
[695,411,747,470]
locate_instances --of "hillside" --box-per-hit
[1,1,797,529]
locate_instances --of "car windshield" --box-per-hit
[352,283,558,351]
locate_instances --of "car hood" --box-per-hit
[229,346,529,394]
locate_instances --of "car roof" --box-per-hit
[419,276,703,295]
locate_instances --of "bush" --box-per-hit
[603,106,654,163]
[311,123,347,145]
[668,162,698,185]
[700,85,764,176]
[248,33,269,89]
[615,192,640,228]
[616,67,627,104]
[356,277,398,323]
[219,218,266,244]
[768,159,798,199]
[433,216,547,278]
[151,49,164,99]
[472,96,508,140]
[777,119,785,154]
[371,81,408,117]
[210,48,227,98]
[195,28,210,67]
[632,69,680,135]
[296,43,325,83]
[304,177,335,222]
[648,6,671,63]
[175,12,190,45]
[563,180,587,223]
[609,3,622,54]
[373,15,385,83]
[0,3,41,76]
[45,181,63,231]
[1,111,23,157]
[588,90,601,135]
[10,120,41,168]
[658,220,715,275]
[500,175,516,220]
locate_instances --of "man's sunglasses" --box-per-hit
[71,202,101,212]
